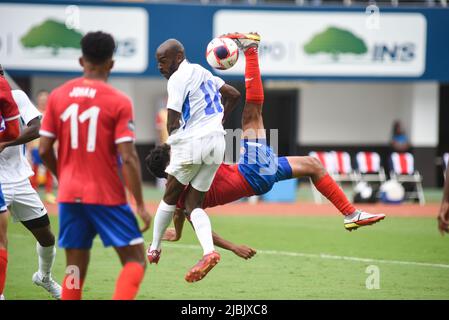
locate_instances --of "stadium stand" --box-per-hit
[355,151,386,184]
[389,152,425,205]
[329,151,358,185]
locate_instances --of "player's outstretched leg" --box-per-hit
[286,156,385,231]
[222,32,264,138]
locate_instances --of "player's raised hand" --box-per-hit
[232,245,257,260]
[136,205,152,233]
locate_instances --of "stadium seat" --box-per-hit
[389,152,425,205]
[308,151,356,204]
[355,151,386,184]
[328,151,358,185]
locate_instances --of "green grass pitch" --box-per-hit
[4,213,449,300]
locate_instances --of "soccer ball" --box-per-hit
[379,180,405,204]
[206,37,239,70]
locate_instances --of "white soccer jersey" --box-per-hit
[166,59,226,145]
[0,90,41,184]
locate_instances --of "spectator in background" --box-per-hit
[29,90,55,204]
[390,120,411,153]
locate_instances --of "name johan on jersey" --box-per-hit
[39,77,136,205]
[0,90,41,184]
[166,60,226,145]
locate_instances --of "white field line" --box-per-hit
[164,243,449,269]
[9,234,449,269]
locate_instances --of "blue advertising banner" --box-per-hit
[1,0,448,81]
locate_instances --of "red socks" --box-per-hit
[0,249,7,295]
[244,47,264,105]
[62,275,84,300]
[314,174,356,216]
[61,262,144,300]
[112,262,145,300]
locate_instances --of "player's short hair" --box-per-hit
[145,144,171,179]
[0,64,4,76]
[81,31,116,65]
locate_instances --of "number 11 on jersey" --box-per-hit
[60,103,100,152]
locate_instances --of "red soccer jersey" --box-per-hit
[0,76,20,123]
[40,77,135,205]
[177,163,255,209]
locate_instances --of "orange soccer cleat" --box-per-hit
[185,251,221,283]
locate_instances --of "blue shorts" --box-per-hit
[0,184,6,213]
[58,203,144,249]
[31,148,43,165]
[238,139,293,195]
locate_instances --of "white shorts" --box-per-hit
[2,179,47,222]
[166,134,226,192]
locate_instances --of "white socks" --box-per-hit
[36,242,56,279]
[150,200,176,251]
[190,208,214,255]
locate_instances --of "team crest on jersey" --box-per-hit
[128,120,135,131]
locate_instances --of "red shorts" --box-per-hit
[177,164,255,209]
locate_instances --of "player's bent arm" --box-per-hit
[0,117,40,151]
[168,209,257,259]
[39,136,57,177]
[220,84,241,122]
[186,216,257,259]
[117,141,152,232]
[210,231,256,259]
[167,109,181,135]
[0,118,20,142]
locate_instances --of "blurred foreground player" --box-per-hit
[147,34,386,272]
[0,65,21,300]
[39,31,151,300]
[0,65,61,300]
